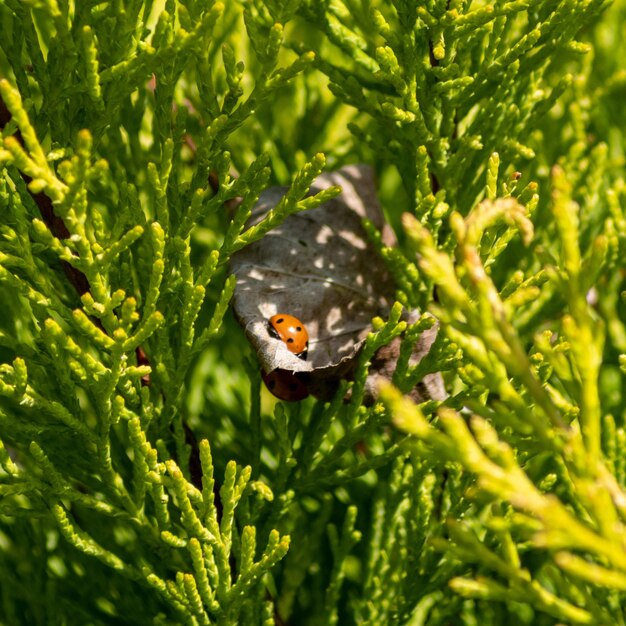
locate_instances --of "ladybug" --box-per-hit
[261,369,309,402]
[268,314,308,359]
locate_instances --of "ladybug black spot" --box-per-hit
[276,317,284,324]
[295,326,302,332]
[287,338,294,343]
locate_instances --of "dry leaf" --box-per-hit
[230,164,446,402]
[231,165,392,371]
[363,312,447,405]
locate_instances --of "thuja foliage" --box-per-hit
[1,0,626,625]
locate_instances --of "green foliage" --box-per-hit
[1,1,626,625]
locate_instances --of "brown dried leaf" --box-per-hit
[230,164,446,403]
[363,313,447,404]
[230,165,395,378]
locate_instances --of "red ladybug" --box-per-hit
[268,314,308,359]
[261,369,309,401]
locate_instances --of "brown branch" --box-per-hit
[1,93,91,295]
